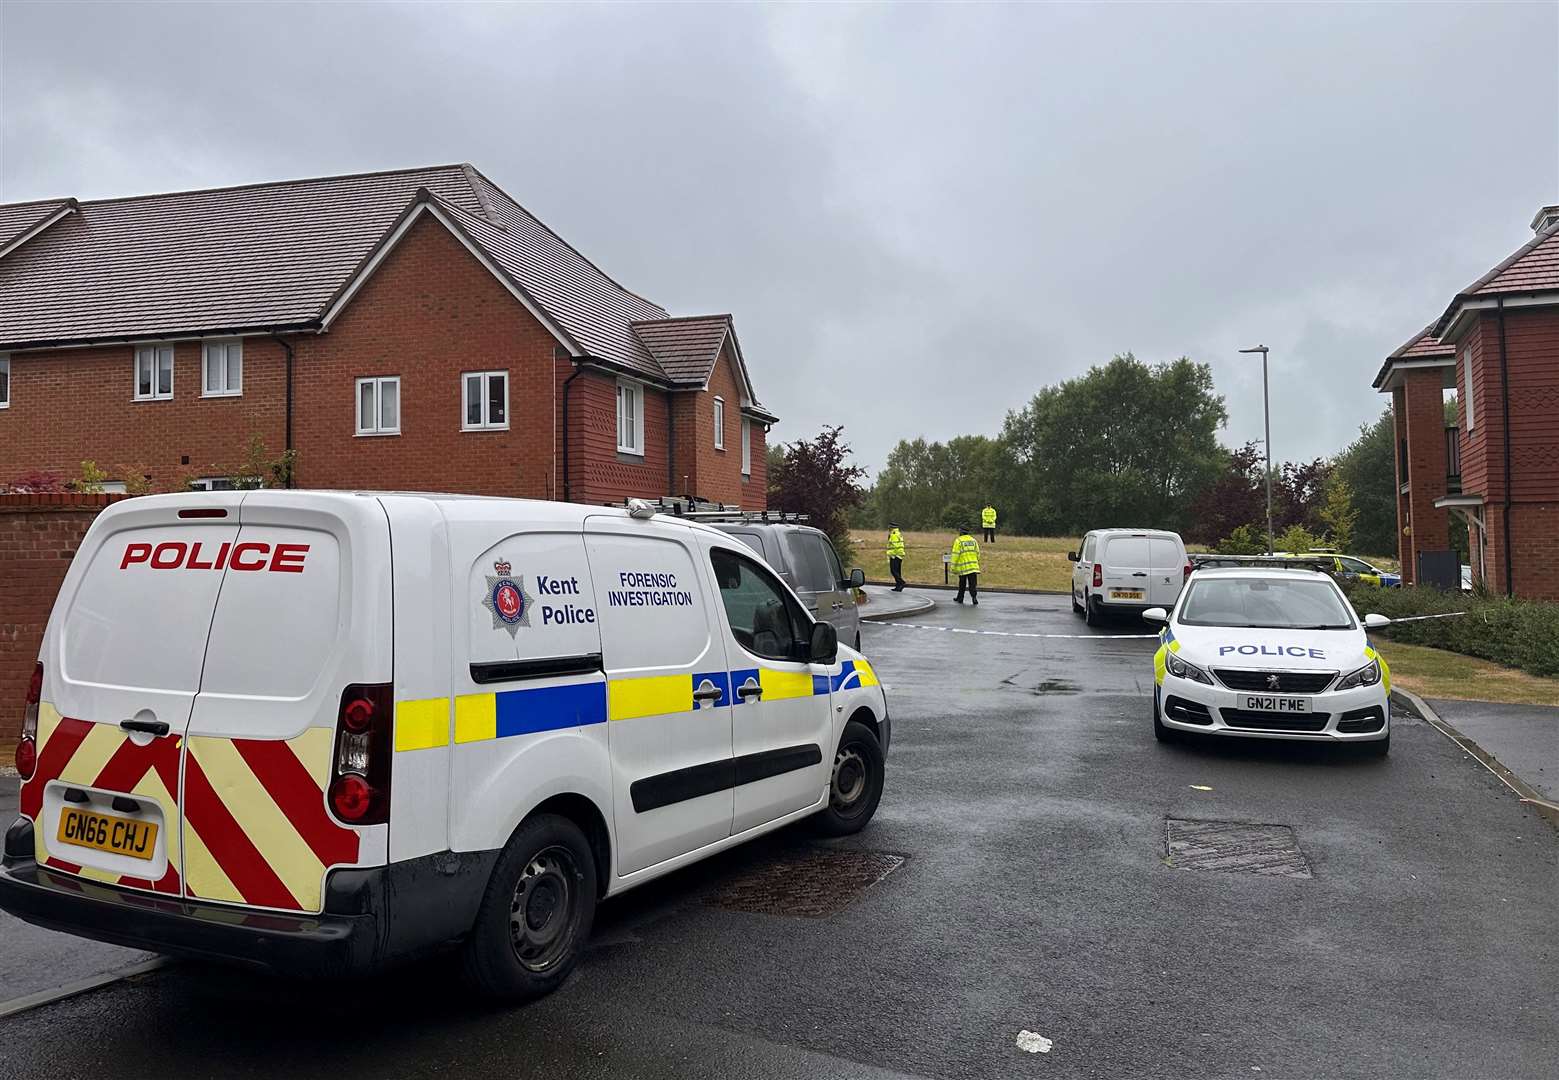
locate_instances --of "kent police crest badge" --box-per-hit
[483,559,534,637]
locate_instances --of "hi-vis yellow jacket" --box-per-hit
[951,534,981,575]
[981,506,997,528]
[886,529,906,559]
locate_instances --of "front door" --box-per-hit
[707,545,832,834]
[586,524,735,877]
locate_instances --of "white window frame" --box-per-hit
[0,355,9,409]
[133,345,174,401]
[201,339,243,397]
[713,396,725,450]
[188,477,237,491]
[617,378,644,456]
[356,376,401,437]
[1463,349,1476,432]
[99,481,129,494]
[461,370,510,431]
[741,417,752,476]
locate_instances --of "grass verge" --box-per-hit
[1371,639,1559,707]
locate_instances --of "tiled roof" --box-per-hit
[631,316,732,384]
[0,198,75,257]
[1431,225,1559,337]
[1374,324,1456,388]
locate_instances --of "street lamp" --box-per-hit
[1239,345,1273,555]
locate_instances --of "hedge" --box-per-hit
[1345,583,1559,679]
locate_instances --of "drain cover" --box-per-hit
[705,849,906,917]
[1165,819,1312,878]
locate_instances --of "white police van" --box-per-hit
[0,491,890,998]
[1147,567,1392,755]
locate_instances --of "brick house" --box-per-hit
[1374,205,1559,598]
[0,164,775,507]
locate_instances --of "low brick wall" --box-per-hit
[0,493,127,736]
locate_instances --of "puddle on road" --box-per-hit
[999,671,1081,695]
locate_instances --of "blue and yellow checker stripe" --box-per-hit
[1152,627,1181,687]
[395,659,880,752]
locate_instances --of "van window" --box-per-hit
[61,523,239,692]
[1104,536,1151,569]
[784,532,837,593]
[712,548,806,662]
[587,534,709,670]
[1081,534,1095,561]
[200,526,341,699]
[1149,537,1183,571]
[725,530,767,560]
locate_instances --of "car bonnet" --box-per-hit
[1167,621,1367,672]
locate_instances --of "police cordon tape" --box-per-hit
[867,611,1467,642]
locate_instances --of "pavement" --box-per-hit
[1424,698,1559,803]
[1,593,1556,1078]
[859,584,936,621]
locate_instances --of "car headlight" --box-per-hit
[1165,651,1213,685]
[1336,659,1381,691]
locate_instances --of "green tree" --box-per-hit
[997,354,1227,535]
[872,434,1000,529]
[1318,474,1358,553]
[1332,409,1396,556]
[1216,524,1267,555]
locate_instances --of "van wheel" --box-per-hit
[461,814,597,1000]
[1084,594,1103,626]
[812,720,885,837]
[1071,590,1084,614]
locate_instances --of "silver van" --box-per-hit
[710,519,866,650]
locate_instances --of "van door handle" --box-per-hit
[1131,572,1148,577]
[120,719,170,737]
[692,683,724,703]
[737,680,763,701]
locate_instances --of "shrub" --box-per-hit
[1346,583,1559,679]
[1275,524,1322,554]
[1215,524,1266,555]
[3,469,67,493]
[939,502,977,531]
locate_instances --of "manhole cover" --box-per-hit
[1165,819,1312,878]
[705,849,906,917]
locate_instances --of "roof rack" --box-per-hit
[618,496,810,525]
[1189,553,1334,570]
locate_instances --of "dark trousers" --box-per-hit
[889,556,905,589]
[983,527,996,543]
[956,573,979,603]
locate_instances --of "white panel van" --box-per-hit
[0,492,891,999]
[1069,528,1189,624]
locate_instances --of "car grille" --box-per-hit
[1220,709,1330,732]
[1214,669,1336,694]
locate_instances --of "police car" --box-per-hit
[1146,567,1392,755]
[0,492,890,999]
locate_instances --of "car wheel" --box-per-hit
[1084,593,1102,627]
[1152,690,1177,743]
[811,720,885,837]
[1362,732,1390,758]
[461,813,597,1000]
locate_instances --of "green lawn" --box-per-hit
[1371,639,1559,707]
[854,529,1121,592]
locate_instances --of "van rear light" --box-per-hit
[329,683,392,825]
[1184,561,1193,581]
[1092,564,1102,588]
[17,662,42,781]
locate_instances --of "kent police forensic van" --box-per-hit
[0,491,890,998]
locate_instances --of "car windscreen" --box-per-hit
[1177,577,1355,630]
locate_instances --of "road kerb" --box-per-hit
[860,592,936,623]
[1394,689,1559,830]
[0,957,170,1020]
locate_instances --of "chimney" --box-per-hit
[1531,204,1559,237]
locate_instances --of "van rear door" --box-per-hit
[1148,536,1187,607]
[181,492,392,913]
[1100,535,1152,603]
[25,494,245,894]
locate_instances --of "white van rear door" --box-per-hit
[181,493,392,913]
[1101,535,1152,603]
[26,494,244,894]
[1148,536,1186,606]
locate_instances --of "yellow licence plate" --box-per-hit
[1111,590,1144,600]
[57,807,158,861]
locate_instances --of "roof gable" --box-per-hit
[0,198,77,261]
[1373,324,1457,390]
[1433,226,1559,337]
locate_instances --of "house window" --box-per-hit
[713,397,725,450]
[1463,349,1475,432]
[99,481,128,494]
[741,417,752,476]
[188,477,237,491]
[462,371,509,431]
[202,340,243,397]
[0,356,9,409]
[356,376,401,436]
[617,379,643,455]
[134,345,174,401]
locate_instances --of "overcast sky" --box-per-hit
[3,2,1556,475]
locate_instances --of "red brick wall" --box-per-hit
[0,340,287,491]
[0,493,126,737]
[566,368,670,505]
[741,413,768,510]
[665,345,768,510]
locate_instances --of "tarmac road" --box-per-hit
[1,592,1555,1079]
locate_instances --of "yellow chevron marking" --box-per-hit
[1154,645,1168,686]
[395,698,450,752]
[37,702,62,746]
[188,737,327,910]
[76,865,118,884]
[288,726,337,778]
[852,660,880,688]
[57,722,125,787]
[181,812,243,905]
[131,766,182,878]
[760,668,814,701]
[455,693,497,744]
[608,674,691,721]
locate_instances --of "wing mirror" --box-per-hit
[1142,607,1168,624]
[1067,551,1080,562]
[1363,613,1391,629]
[809,620,839,663]
[847,568,866,589]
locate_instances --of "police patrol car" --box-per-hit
[0,492,890,999]
[1147,567,1392,755]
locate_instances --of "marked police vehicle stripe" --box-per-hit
[630,743,825,814]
